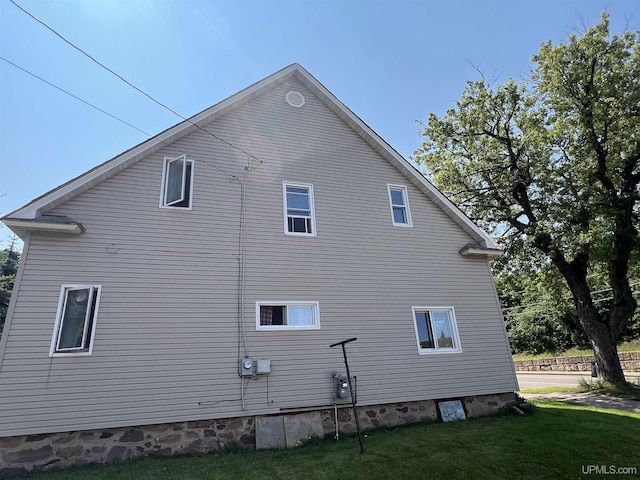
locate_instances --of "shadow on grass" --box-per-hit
[576,378,640,401]
[9,402,640,480]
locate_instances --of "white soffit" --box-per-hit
[2,64,500,251]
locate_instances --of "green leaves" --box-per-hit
[415,14,640,370]
[0,245,20,335]
[415,13,639,270]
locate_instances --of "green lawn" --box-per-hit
[521,379,640,401]
[512,339,640,361]
[9,401,640,480]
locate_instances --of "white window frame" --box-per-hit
[283,182,317,236]
[256,301,321,330]
[411,306,462,355]
[49,285,102,357]
[387,184,413,227]
[159,155,194,209]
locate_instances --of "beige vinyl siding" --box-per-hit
[0,78,516,437]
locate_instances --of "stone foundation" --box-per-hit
[0,392,515,476]
[513,351,640,373]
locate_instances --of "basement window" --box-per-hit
[257,302,320,330]
[160,154,194,209]
[50,285,102,356]
[412,307,461,354]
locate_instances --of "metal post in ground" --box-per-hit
[329,337,364,454]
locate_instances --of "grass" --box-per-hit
[521,378,640,400]
[577,379,640,400]
[519,386,579,395]
[8,401,640,480]
[512,338,640,361]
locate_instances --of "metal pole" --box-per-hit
[330,337,364,454]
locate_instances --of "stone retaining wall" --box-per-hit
[513,351,640,372]
[0,392,515,476]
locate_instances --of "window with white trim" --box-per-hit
[283,182,316,236]
[160,154,194,209]
[412,307,461,354]
[257,302,320,330]
[388,184,412,227]
[50,285,102,356]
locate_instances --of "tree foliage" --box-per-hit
[0,239,20,335]
[496,263,640,354]
[497,266,588,354]
[415,14,639,384]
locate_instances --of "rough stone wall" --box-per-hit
[513,352,640,373]
[0,418,255,477]
[0,392,516,476]
[319,393,515,436]
[320,399,438,436]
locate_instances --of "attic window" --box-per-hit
[283,182,316,236]
[388,184,412,227]
[285,91,305,108]
[160,155,194,209]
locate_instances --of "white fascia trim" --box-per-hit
[292,65,500,250]
[459,246,504,258]
[3,61,500,252]
[2,218,84,235]
[4,65,301,221]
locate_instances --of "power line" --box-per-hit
[501,281,640,313]
[0,56,238,180]
[503,289,640,319]
[0,56,152,138]
[9,0,259,162]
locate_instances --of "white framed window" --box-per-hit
[388,184,412,227]
[412,307,461,354]
[49,285,102,356]
[283,182,316,236]
[256,301,320,330]
[160,154,194,209]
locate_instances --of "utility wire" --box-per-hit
[0,56,238,180]
[0,56,152,137]
[9,0,259,161]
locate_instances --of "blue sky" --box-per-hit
[0,0,637,246]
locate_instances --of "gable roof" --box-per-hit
[2,63,501,255]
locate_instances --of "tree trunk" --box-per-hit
[549,250,628,386]
[574,297,627,386]
[591,335,626,385]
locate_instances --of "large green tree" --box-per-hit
[0,238,20,335]
[414,14,639,385]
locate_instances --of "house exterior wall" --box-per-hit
[0,77,517,439]
[0,392,517,476]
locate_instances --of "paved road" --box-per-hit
[522,391,640,412]
[516,372,640,413]
[516,372,640,390]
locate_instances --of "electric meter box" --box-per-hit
[332,372,351,399]
[241,358,254,376]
